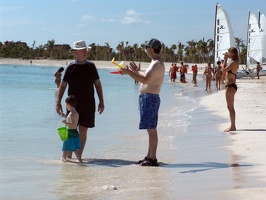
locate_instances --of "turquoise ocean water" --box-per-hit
[0,64,234,199]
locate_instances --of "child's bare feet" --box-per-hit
[61,158,69,162]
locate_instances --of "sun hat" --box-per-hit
[142,38,162,49]
[71,40,91,51]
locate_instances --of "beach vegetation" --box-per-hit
[0,37,247,64]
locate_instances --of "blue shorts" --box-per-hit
[139,93,160,129]
[62,129,81,151]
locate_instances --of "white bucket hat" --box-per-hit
[71,40,91,51]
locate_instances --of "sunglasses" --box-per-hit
[145,46,150,49]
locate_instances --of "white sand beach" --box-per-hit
[197,76,266,199]
[1,58,266,199]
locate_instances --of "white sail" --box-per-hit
[247,11,262,66]
[214,4,235,65]
[259,11,266,64]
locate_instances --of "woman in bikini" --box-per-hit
[222,47,239,132]
[215,61,223,90]
[204,63,213,91]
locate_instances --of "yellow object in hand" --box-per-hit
[111,58,125,69]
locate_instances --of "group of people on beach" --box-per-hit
[55,39,164,166]
[54,39,239,165]
[169,62,188,83]
[203,62,224,91]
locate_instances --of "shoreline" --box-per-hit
[0,58,210,73]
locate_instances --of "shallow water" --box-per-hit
[0,64,258,199]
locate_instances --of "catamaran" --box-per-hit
[213,4,247,79]
[244,10,266,78]
[214,3,235,67]
[259,10,266,65]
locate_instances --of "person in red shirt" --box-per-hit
[169,63,179,82]
[192,65,198,84]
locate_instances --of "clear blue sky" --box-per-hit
[0,0,265,49]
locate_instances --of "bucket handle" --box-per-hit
[58,120,67,128]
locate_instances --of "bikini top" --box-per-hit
[228,70,236,77]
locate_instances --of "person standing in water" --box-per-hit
[61,95,82,162]
[120,38,165,166]
[54,67,64,88]
[192,64,198,84]
[56,40,104,159]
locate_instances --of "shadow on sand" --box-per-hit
[236,129,266,132]
[69,159,252,173]
[165,162,252,173]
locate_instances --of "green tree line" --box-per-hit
[0,37,247,64]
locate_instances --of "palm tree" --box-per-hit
[104,42,111,61]
[116,43,122,60]
[186,40,197,62]
[170,44,177,61]
[132,43,139,60]
[235,37,244,56]
[177,42,184,62]
[207,39,214,63]
[197,38,208,63]
[47,39,55,59]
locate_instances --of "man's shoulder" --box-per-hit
[85,60,95,65]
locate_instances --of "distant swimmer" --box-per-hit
[54,67,64,88]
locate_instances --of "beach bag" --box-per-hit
[57,121,68,141]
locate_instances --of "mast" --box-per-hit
[214,3,219,68]
[258,9,261,30]
[246,10,251,68]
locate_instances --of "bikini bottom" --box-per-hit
[226,83,237,92]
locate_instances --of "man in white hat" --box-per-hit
[56,40,105,160]
[120,38,165,166]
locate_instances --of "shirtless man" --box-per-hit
[120,38,165,166]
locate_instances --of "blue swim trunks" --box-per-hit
[139,93,160,129]
[62,129,81,151]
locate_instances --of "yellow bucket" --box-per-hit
[57,121,68,141]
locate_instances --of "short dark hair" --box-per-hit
[59,67,64,72]
[65,95,77,107]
